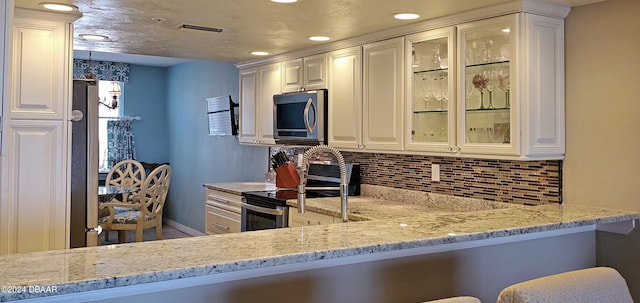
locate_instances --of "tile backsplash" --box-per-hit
[271,147,561,205]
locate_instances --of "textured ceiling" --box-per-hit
[15,0,600,65]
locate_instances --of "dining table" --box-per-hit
[98,185,139,203]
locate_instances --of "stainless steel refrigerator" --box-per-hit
[70,79,99,248]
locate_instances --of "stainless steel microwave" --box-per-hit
[273,89,327,145]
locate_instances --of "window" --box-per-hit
[98,80,124,173]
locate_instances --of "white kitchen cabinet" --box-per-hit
[236,3,567,160]
[0,8,79,254]
[205,189,242,234]
[456,13,564,159]
[257,62,281,145]
[403,13,564,159]
[2,120,66,253]
[328,39,404,152]
[363,37,405,151]
[327,46,363,149]
[0,0,10,153]
[405,27,457,153]
[238,62,281,145]
[281,58,302,93]
[458,15,518,156]
[281,53,327,93]
[238,67,258,144]
[9,13,69,120]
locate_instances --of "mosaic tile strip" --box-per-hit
[270,147,561,205]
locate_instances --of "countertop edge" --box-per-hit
[1,209,637,302]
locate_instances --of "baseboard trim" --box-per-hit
[164,219,205,237]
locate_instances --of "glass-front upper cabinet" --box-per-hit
[457,15,517,156]
[405,27,456,153]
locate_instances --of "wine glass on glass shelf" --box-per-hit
[420,76,434,109]
[440,74,449,110]
[484,70,495,109]
[497,69,510,107]
[432,76,444,110]
[472,73,489,109]
[482,39,494,63]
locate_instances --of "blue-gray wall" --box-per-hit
[165,61,268,232]
[116,60,268,232]
[122,64,170,163]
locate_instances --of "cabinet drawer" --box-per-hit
[205,189,242,213]
[289,207,336,227]
[205,205,241,234]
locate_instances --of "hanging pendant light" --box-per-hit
[99,81,121,109]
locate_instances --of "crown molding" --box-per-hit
[236,0,570,70]
[15,7,82,23]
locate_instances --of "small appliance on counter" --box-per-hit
[241,162,360,232]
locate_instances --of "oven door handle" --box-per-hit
[241,202,284,216]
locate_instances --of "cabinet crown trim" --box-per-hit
[15,7,82,23]
[235,0,569,69]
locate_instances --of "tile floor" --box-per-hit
[100,224,192,245]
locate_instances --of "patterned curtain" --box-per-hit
[73,59,130,82]
[107,120,137,167]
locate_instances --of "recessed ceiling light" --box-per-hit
[501,28,511,33]
[79,34,109,41]
[271,0,298,3]
[393,13,420,20]
[39,2,77,12]
[309,36,330,42]
[250,51,270,56]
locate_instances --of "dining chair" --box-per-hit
[496,267,633,303]
[104,159,146,204]
[99,164,171,243]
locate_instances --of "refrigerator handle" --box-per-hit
[70,110,84,122]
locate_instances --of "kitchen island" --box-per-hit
[0,185,637,302]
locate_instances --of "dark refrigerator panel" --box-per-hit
[70,80,99,248]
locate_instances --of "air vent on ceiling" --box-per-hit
[180,24,223,33]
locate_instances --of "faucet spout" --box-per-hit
[297,145,349,222]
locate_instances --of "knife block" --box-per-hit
[275,162,300,189]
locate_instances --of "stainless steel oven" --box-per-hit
[241,191,293,231]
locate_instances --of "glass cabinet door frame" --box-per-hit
[405,27,456,153]
[456,14,520,156]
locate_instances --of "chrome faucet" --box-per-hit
[296,145,349,222]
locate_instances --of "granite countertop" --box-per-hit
[0,185,638,301]
[203,181,276,195]
[287,185,520,221]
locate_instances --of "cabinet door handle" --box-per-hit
[212,223,230,231]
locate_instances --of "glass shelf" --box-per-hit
[413,109,448,114]
[466,107,510,112]
[466,60,509,68]
[414,67,449,74]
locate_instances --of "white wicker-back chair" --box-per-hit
[99,164,171,243]
[104,159,146,203]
